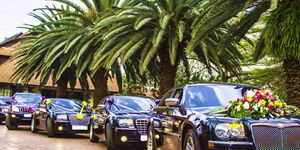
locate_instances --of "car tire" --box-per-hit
[105,123,118,150]
[89,124,99,143]
[5,115,18,130]
[147,126,157,150]
[183,129,202,150]
[46,117,56,137]
[31,118,38,133]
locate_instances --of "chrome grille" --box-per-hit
[283,126,300,149]
[136,119,148,135]
[252,123,300,150]
[68,115,90,126]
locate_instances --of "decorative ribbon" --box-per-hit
[76,101,88,120]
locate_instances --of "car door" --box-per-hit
[154,88,187,150]
[94,98,111,139]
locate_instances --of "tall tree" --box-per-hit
[90,0,244,97]
[191,0,300,107]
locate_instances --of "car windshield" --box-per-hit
[15,94,41,104]
[0,97,11,105]
[111,96,155,112]
[50,99,82,111]
[184,85,252,108]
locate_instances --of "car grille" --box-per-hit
[68,115,90,126]
[251,123,300,150]
[136,119,148,135]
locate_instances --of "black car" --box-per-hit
[6,93,43,130]
[89,95,156,150]
[0,96,11,124]
[147,83,300,150]
[31,98,91,137]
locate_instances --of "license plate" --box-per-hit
[72,125,88,130]
[24,114,32,118]
[140,135,147,141]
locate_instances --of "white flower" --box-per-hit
[243,102,250,109]
[253,104,259,111]
[235,106,241,111]
[246,90,255,97]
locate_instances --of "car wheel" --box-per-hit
[31,118,38,133]
[147,126,157,150]
[89,124,99,143]
[46,117,56,137]
[105,123,118,150]
[183,129,201,150]
[5,115,18,130]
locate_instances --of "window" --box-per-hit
[162,90,174,100]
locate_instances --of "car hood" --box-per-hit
[114,111,151,119]
[191,106,300,125]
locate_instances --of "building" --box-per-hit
[0,33,119,100]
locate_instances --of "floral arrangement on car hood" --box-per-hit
[76,101,88,120]
[224,89,299,119]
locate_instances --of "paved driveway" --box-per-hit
[0,125,106,150]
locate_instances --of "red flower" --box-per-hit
[248,107,254,111]
[257,94,263,100]
[268,105,275,110]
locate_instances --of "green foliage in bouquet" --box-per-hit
[225,89,299,119]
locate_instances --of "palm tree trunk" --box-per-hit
[158,48,178,98]
[283,58,300,108]
[56,72,69,98]
[93,67,108,108]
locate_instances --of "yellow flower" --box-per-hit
[82,101,88,107]
[76,113,84,120]
[263,89,270,94]
[45,99,52,105]
[275,101,283,107]
[91,115,97,120]
[247,97,253,102]
[260,100,267,105]
[238,102,243,106]
[269,102,274,106]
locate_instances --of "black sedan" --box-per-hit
[147,83,300,150]
[31,98,91,137]
[89,95,156,150]
[0,96,11,124]
[6,93,43,130]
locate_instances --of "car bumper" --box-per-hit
[114,127,147,145]
[53,121,89,134]
[208,140,254,150]
[8,113,32,125]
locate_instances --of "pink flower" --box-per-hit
[224,106,228,109]
[276,110,281,113]
[255,91,261,96]
[248,107,254,111]
[243,99,249,104]
[270,95,275,101]
[268,105,275,110]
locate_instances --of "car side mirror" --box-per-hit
[95,104,106,111]
[165,98,180,107]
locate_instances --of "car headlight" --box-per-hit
[12,106,19,112]
[153,120,160,127]
[118,118,134,128]
[214,123,245,140]
[2,108,9,113]
[56,114,68,121]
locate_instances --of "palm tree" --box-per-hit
[190,0,300,107]
[90,0,244,97]
[11,7,82,98]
